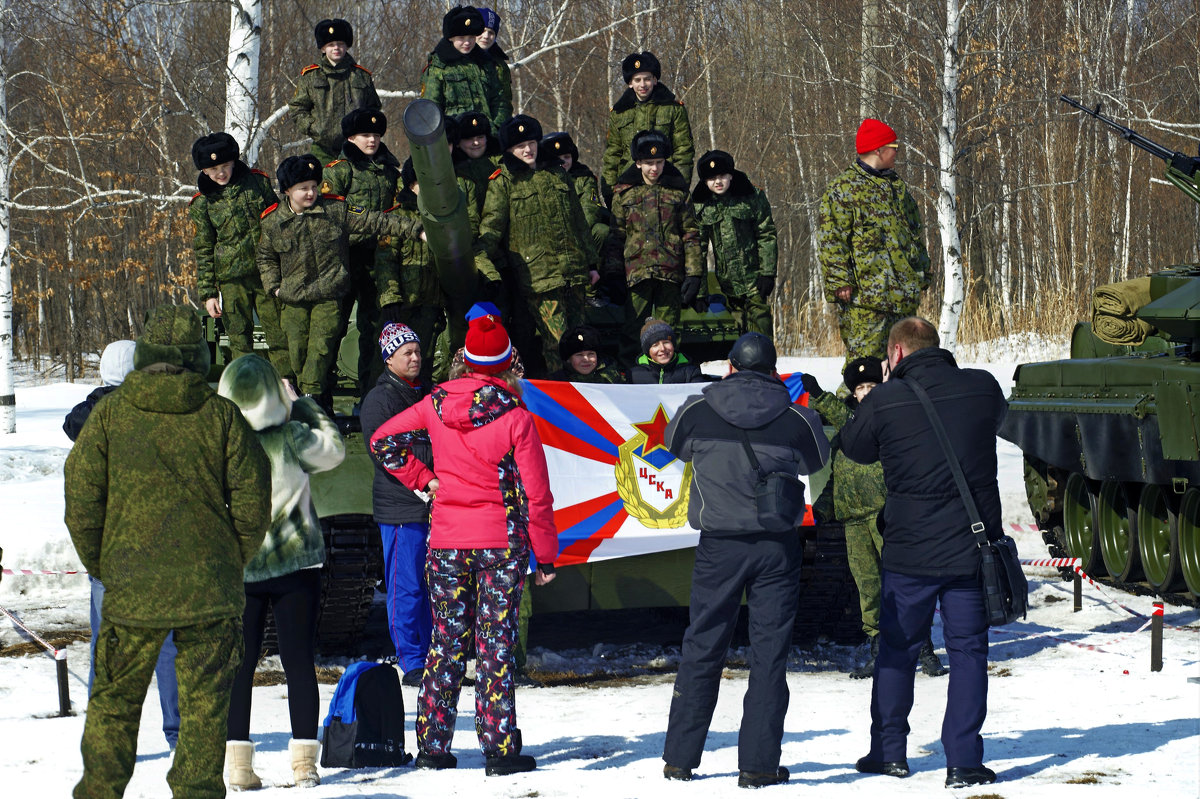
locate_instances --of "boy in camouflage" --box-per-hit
[453,110,501,219]
[692,150,778,338]
[608,130,702,366]
[476,8,512,114]
[188,132,292,380]
[543,131,613,301]
[602,51,695,201]
[421,6,511,132]
[66,305,271,799]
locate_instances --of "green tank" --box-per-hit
[1001,97,1200,604]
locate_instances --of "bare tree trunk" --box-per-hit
[227,0,262,158]
[860,0,880,119]
[935,0,965,351]
[0,18,14,433]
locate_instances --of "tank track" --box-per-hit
[793,521,865,644]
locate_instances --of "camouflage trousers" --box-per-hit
[622,278,682,365]
[725,289,774,339]
[526,284,586,375]
[836,305,905,367]
[844,516,885,637]
[217,278,293,380]
[75,617,243,799]
[342,244,381,397]
[280,298,346,396]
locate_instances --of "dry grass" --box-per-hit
[1,631,90,658]
[252,665,343,687]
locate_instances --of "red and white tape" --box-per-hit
[0,604,65,660]
[1020,558,1082,568]
[2,568,86,576]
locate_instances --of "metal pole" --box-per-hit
[1150,601,1163,672]
[56,652,72,716]
[1073,572,1082,612]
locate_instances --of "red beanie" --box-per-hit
[463,315,513,374]
[856,118,897,154]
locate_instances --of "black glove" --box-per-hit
[756,275,776,299]
[680,275,703,306]
[537,562,556,576]
[800,372,824,399]
[601,272,628,306]
[378,302,404,326]
[690,295,709,314]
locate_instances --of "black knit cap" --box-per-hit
[457,111,491,138]
[315,19,353,48]
[729,332,776,375]
[277,154,323,192]
[622,51,661,83]
[191,132,239,170]
[341,108,387,139]
[697,150,736,181]
[843,357,885,391]
[499,114,543,151]
[631,129,670,162]
[443,5,484,38]
[400,157,417,189]
[559,325,602,362]
[541,132,579,162]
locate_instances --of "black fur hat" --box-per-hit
[559,325,602,362]
[341,108,387,139]
[542,131,579,162]
[400,157,417,190]
[277,155,323,192]
[456,111,491,138]
[315,19,353,48]
[631,129,670,162]
[499,114,543,151]
[843,357,885,391]
[443,6,484,38]
[622,51,661,83]
[697,150,736,181]
[191,132,239,170]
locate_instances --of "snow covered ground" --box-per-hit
[2,341,1198,797]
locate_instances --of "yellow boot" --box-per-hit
[290,739,321,788]
[225,740,263,791]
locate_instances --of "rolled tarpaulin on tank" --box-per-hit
[1091,276,1156,345]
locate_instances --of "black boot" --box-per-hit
[485,753,537,776]
[919,637,948,676]
[850,635,879,680]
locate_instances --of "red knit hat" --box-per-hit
[856,118,898,154]
[463,315,513,374]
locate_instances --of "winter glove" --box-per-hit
[679,275,703,306]
[756,275,776,300]
[690,295,710,314]
[800,372,824,399]
[378,302,404,326]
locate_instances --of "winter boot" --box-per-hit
[485,753,537,776]
[414,751,458,769]
[289,739,320,788]
[919,637,948,676]
[850,635,879,680]
[225,740,262,792]
[738,766,789,788]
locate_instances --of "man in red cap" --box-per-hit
[817,119,931,366]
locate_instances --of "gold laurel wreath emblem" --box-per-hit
[614,434,691,529]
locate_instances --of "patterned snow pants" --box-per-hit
[417,547,527,757]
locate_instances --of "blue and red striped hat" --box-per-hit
[463,314,513,374]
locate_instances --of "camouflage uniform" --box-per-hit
[189,162,292,378]
[566,161,612,256]
[420,40,511,131]
[375,188,444,367]
[817,161,930,363]
[475,153,596,374]
[288,54,382,164]
[693,171,778,338]
[482,44,513,115]
[65,307,271,799]
[602,83,695,197]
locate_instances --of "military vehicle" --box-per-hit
[1001,96,1200,605]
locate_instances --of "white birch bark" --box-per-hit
[225,0,262,156]
[935,0,965,352]
[0,19,14,433]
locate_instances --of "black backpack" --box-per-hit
[320,662,412,768]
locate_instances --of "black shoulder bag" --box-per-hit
[903,378,1028,626]
[737,429,808,532]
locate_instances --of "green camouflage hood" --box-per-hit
[133,304,211,375]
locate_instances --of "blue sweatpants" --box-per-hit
[380,522,433,673]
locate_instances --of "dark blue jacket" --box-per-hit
[360,371,433,525]
[841,347,1007,577]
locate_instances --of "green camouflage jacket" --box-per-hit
[547,360,626,383]
[455,153,501,218]
[64,369,271,627]
[320,141,401,245]
[420,40,511,131]
[811,391,886,523]
[288,54,382,157]
[692,171,777,295]
[567,161,612,251]
[375,189,441,309]
[188,162,278,300]
[256,195,418,303]
[484,44,513,114]
[608,163,702,284]
[602,83,695,192]
[817,161,930,314]
[475,153,597,292]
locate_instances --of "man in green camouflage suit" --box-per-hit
[65,305,271,799]
[817,119,930,364]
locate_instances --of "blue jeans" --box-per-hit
[89,577,180,747]
[379,523,433,673]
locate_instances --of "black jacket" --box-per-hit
[840,347,1007,577]
[63,385,118,442]
[360,371,434,524]
[664,370,830,535]
[630,353,710,384]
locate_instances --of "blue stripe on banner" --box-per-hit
[782,372,807,403]
[557,496,627,554]
[521,382,620,458]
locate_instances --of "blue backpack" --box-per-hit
[320,662,411,768]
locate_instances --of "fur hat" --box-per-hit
[622,51,661,83]
[640,318,674,356]
[191,132,239,170]
[456,111,492,139]
[631,129,670,162]
[499,114,543,151]
[728,332,776,375]
[400,157,417,190]
[843,357,885,391]
[559,325,602,362]
[480,7,501,32]
[463,314,513,374]
[277,155,323,192]
[379,322,421,361]
[443,113,461,145]
[99,340,136,387]
[217,355,291,431]
[856,118,897,154]
[697,150,736,181]
[541,131,579,162]
[133,305,211,375]
[442,6,484,38]
[315,18,353,49]
[341,108,387,139]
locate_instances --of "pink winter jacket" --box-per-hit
[368,374,558,566]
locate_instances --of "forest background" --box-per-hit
[1,0,1198,389]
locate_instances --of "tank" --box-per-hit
[1001,97,1200,605]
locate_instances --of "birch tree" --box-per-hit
[933,0,965,350]
[0,13,14,434]
[225,0,262,154]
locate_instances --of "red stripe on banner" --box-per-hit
[535,423,617,464]
[555,491,622,531]
[558,506,630,566]
[541,383,626,448]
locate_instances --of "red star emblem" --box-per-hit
[633,405,670,455]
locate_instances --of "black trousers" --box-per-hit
[227,569,321,741]
[663,531,801,773]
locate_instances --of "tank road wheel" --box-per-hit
[1136,484,1184,594]
[1177,488,1200,598]
[1063,472,1105,575]
[1096,480,1143,582]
